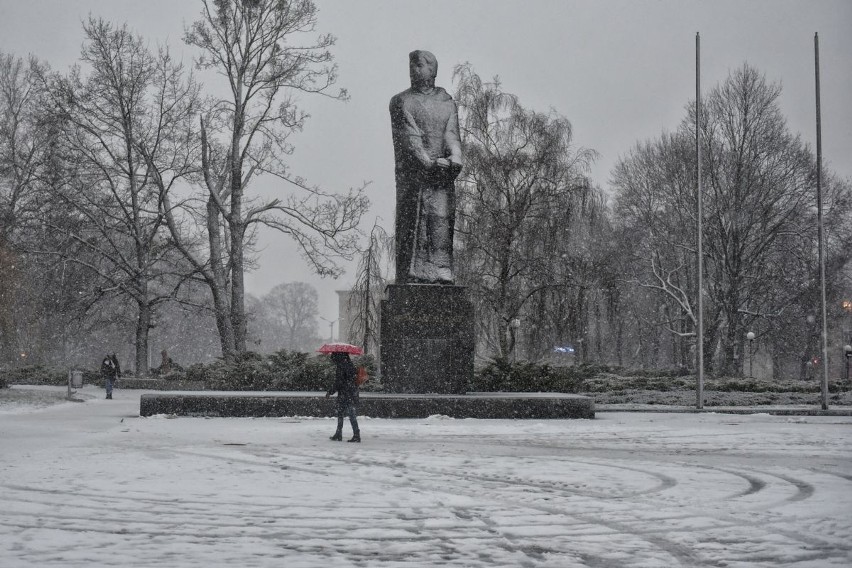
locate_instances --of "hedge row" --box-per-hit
[2,356,839,394]
[1,365,94,386]
[182,351,379,391]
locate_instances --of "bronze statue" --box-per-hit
[389,50,463,285]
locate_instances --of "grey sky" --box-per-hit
[2,0,850,336]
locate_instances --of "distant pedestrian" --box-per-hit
[326,352,360,442]
[100,354,118,399]
[110,353,121,378]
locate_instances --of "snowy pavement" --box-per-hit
[1,386,851,567]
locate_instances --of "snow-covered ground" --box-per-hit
[1,385,850,567]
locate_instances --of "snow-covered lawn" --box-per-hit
[1,385,850,567]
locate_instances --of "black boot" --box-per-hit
[330,432,342,441]
[347,435,360,443]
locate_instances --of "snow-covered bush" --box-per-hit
[179,350,377,392]
[470,358,590,393]
[3,365,68,386]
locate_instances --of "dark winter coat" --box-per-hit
[110,353,121,378]
[326,353,359,407]
[100,357,117,381]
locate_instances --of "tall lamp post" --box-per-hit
[746,331,755,378]
[319,316,338,343]
[844,345,852,389]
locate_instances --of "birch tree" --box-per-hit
[453,64,596,361]
[347,223,393,356]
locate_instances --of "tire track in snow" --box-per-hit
[149,447,699,566]
[2,438,845,567]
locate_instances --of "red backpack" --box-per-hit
[355,366,368,387]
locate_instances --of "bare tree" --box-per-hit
[0,53,49,244]
[247,281,320,352]
[1,53,108,369]
[612,131,705,366]
[525,184,616,364]
[348,222,393,356]
[0,53,53,364]
[36,18,200,375]
[266,281,320,351]
[172,0,369,361]
[612,64,852,376]
[453,64,596,361]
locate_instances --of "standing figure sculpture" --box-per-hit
[390,50,463,285]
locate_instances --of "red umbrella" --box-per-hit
[317,342,364,355]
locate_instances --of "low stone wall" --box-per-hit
[140,391,595,419]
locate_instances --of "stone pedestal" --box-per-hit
[380,284,474,394]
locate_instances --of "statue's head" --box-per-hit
[409,50,437,90]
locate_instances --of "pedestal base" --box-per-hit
[380,284,474,394]
[139,392,595,419]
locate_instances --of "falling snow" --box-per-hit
[1,385,850,567]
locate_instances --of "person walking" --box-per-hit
[326,352,360,442]
[110,353,121,379]
[100,354,118,399]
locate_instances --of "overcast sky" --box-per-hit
[2,0,850,337]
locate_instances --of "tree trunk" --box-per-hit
[230,223,247,354]
[363,245,373,355]
[720,305,743,376]
[593,296,602,362]
[570,288,588,363]
[615,317,624,367]
[0,242,17,365]
[230,109,247,355]
[206,199,236,362]
[800,329,819,381]
[135,299,150,377]
[632,310,646,369]
[212,284,236,363]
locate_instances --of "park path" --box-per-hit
[1,386,851,567]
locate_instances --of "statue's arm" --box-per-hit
[402,107,435,169]
[445,103,463,170]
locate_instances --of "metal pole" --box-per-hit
[319,316,338,343]
[364,240,373,354]
[815,33,830,410]
[696,32,705,409]
[749,340,753,378]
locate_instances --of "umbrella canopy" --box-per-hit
[317,342,364,355]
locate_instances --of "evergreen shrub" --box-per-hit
[182,350,375,391]
[3,365,68,386]
[471,358,590,393]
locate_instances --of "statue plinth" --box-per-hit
[380,284,474,394]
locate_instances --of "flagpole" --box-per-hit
[814,32,829,410]
[696,32,705,410]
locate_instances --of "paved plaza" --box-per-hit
[1,386,850,567]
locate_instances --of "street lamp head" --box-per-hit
[844,344,852,355]
[746,331,755,341]
[510,318,521,329]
